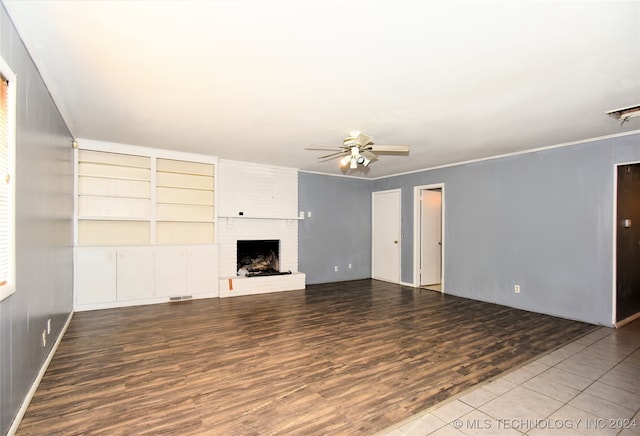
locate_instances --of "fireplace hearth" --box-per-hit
[237,239,290,277]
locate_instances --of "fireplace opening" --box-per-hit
[237,239,289,277]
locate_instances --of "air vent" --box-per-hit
[607,105,640,124]
[169,295,193,302]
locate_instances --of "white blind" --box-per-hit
[0,76,10,288]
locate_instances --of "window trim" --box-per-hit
[0,56,16,302]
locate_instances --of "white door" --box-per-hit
[420,189,442,286]
[372,189,401,283]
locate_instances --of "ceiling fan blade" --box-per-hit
[361,150,378,161]
[318,151,348,159]
[368,144,410,153]
[306,146,342,151]
[318,154,349,164]
[354,133,374,147]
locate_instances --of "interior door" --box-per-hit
[372,189,401,283]
[420,189,442,286]
[616,163,640,322]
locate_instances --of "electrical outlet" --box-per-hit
[348,263,352,269]
[514,284,521,293]
[334,265,339,272]
[42,330,47,347]
[299,211,305,219]
[308,211,312,218]
[47,318,51,334]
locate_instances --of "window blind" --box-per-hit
[0,76,11,294]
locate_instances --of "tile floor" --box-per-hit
[379,320,640,436]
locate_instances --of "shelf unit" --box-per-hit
[156,158,215,244]
[218,215,302,220]
[74,142,220,310]
[76,148,216,245]
[77,149,151,245]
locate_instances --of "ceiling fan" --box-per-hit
[306,132,410,169]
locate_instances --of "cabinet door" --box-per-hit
[76,247,117,305]
[186,245,218,295]
[116,247,155,300]
[154,246,187,297]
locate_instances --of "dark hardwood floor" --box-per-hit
[17,280,596,435]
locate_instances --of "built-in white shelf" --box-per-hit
[76,147,217,246]
[218,215,303,220]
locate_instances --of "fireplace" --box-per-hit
[218,219,304,296]
[236,239,286,277]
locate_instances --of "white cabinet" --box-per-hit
[154,246,186,297]
[75,247,117,305]
[186,245,218,295]
[155,245,218,297]
[74,144,220,311]
[75,245,218,310]
[116,247,154,300]
[75,246,154,305]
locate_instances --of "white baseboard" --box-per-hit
[7,310,74,436]
[74,292,219,312]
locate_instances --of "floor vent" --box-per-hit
[169,295,193,302]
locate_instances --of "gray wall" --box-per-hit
[298,172,372,284]
[373,134,640,326]
[0,5,74,434]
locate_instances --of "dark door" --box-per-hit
[616,163,640,322]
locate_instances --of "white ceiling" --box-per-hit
[3,1,639,178]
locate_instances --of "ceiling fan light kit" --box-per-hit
[306,132,410,170]
[356,156,371,166]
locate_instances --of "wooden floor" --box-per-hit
[18,280,596,435]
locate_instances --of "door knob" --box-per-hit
[394,240,398,244]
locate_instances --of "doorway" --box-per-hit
[413,184,444,291]
[615,162,640,325]
[372,189,401,284]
